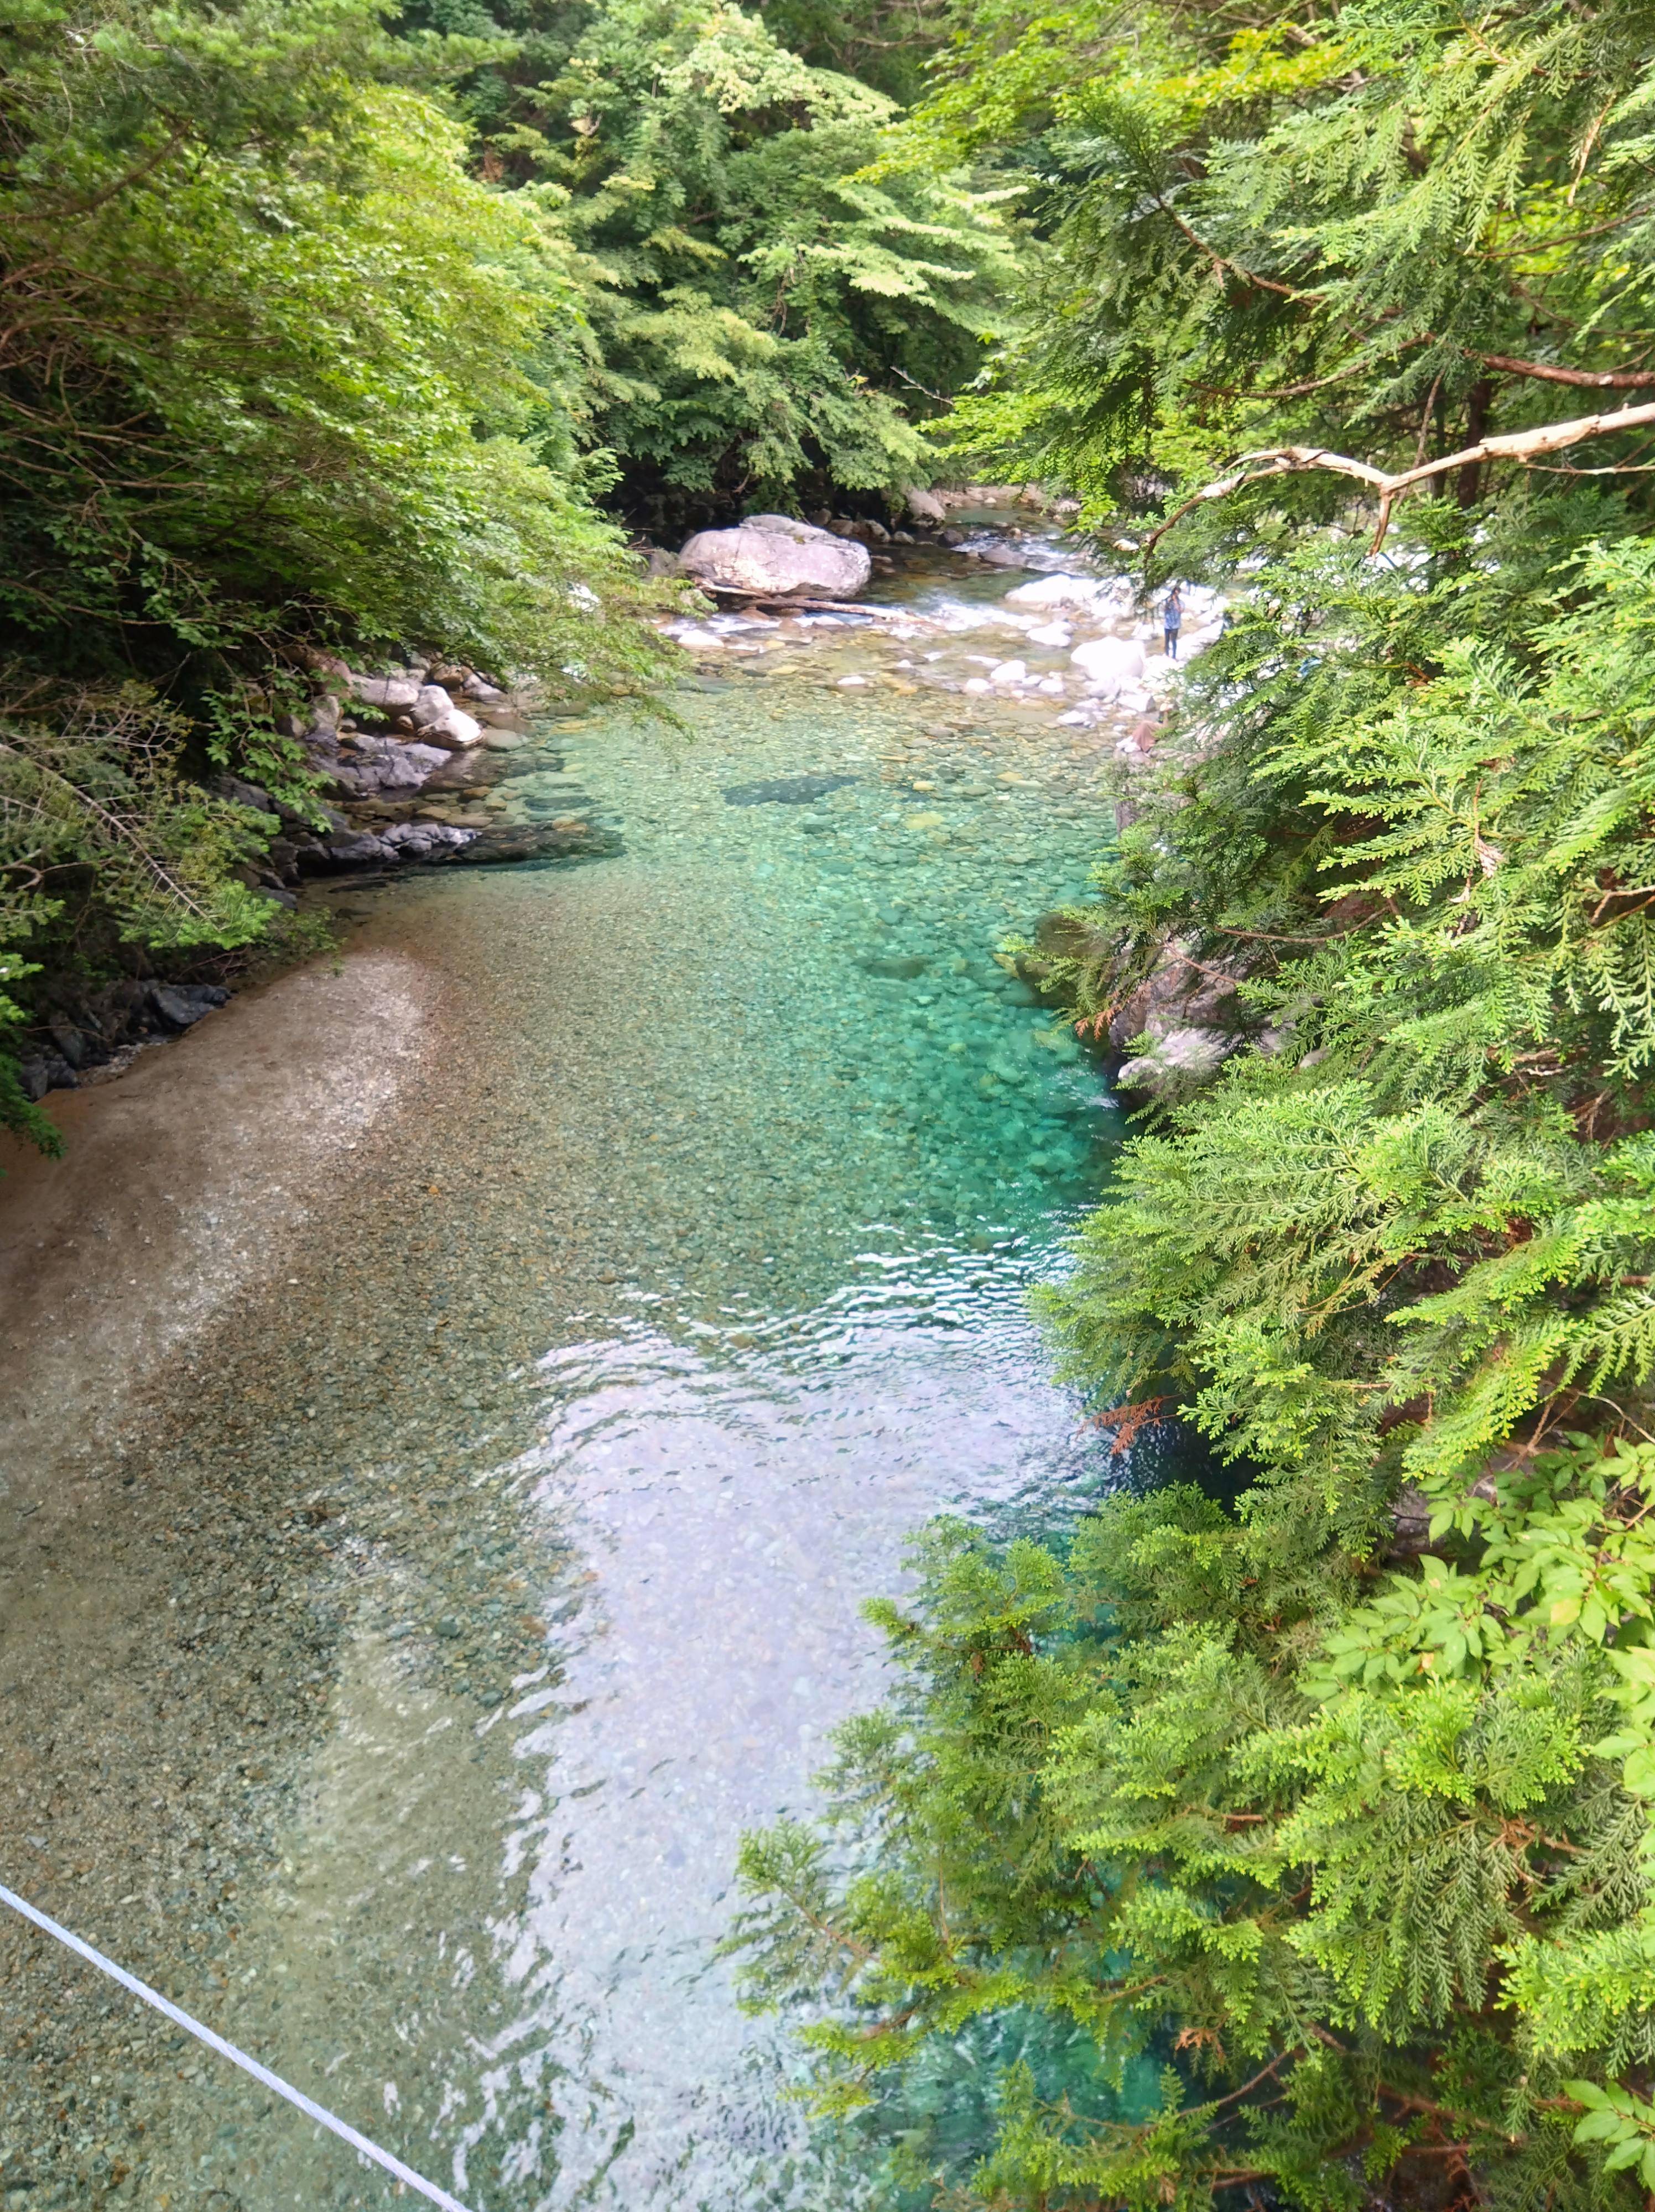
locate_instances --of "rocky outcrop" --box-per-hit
[270,660,521,804]
[1116,1025,1235,1093]
[678,514,872,598]
[327,734,451,796]
[1107,939,1252,1098]
[309,821,478,870]
[15,981,231,1100]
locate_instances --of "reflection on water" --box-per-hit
[0,511,1178,2210]
[501,1246,1127,2204]
[195,1237,1136,2210]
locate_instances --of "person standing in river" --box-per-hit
[1162,585,1184,660]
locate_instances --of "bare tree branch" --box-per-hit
[1476,352,1655,389]
[1145,397,1655,554]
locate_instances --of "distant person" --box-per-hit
[1163,586,1184,660]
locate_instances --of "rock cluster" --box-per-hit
[217,656,530,898]
[15,981,230,1100]
[1104,940,1252,1098]
[308,821,479,870]
[288,661,512,795]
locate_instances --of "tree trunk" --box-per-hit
[1457,378,1492,504]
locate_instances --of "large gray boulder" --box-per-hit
[332,735,451,795]
[678,513,871,598]
[409,684,481,750]
[352,673,420,711]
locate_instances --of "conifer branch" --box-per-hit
[1149,192,1304,297]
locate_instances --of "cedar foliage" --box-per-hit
[726,1,1655,2204]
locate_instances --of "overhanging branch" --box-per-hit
[1146,397,1655,554]
[1476,352,1655,389]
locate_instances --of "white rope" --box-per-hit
[0,1880,477,2212]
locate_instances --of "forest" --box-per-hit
[5,0,1655,2205]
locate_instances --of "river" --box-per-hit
[0,513,1171,2209]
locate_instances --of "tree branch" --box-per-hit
[1150,191,1305,300]
[1476,352,1655,389]
[1146,397,1655,554]
[0,124,191,228]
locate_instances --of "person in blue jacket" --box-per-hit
[1162,585,1184,660]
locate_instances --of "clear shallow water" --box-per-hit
[0,520,1174,2209]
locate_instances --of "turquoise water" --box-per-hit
[0,528,1172,2209]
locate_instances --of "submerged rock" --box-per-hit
[722,774,858,806]
[679,515,871,599]
[858,954,930,979]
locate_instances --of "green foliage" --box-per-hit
[729,1485,1655,2208]
[0,680,275,963]
[918,0,1655,539]
[0,0,663,685]
[1565,2080,1655,2194]
[0,674,290,1154]
[0,0,684,1154]
[728,5,1655,2202]
[200,680,337,831]
[405,0,1022,520]
[1035,530,1655,1508]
